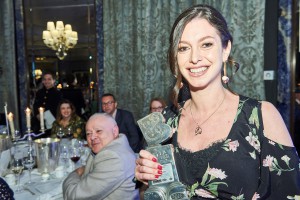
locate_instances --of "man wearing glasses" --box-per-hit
[101,93,141,153]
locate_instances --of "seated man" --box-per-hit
[63,113,139,200]
[101,93,141,153]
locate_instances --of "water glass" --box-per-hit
[11,158,24,193]
[23,150,35,185]
[12,130,21,143]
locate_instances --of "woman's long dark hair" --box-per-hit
[168,4,237,107]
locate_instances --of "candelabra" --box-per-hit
[42,21,78,60]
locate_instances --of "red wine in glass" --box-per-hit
[70,156,80,163]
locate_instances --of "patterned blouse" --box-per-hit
[0,177,14,200]
[163,95,300,199]
[51,115,86,139]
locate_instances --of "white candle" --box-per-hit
[25,108,31,130]
[7,112,15,136]
[39,107,45,130]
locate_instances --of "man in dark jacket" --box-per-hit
[33,71,62,136]
[101,93,141,153]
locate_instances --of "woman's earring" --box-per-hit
[222,61,229,84]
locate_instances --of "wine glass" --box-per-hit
[69,147,81,170]
[57,127,64,140]
[23,149,36,185]
[59,143,69,169]
[67,127,72,138]
[11,158,24,193]
[12,130,21,143]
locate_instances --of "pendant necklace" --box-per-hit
[189,93,226,135]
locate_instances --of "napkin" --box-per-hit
[0,149,10,176]
[44,110,55,129]
[25,178,63,200]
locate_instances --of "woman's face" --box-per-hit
[150,100,164,113]
[177,18,231,90]
[60,103,72,119]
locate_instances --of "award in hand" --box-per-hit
[137,112,188,200]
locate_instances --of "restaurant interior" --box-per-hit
[0,0,299,143]
[0,0,299,198]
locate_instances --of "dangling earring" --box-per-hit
[222,61,229,84]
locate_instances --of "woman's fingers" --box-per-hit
[139,149,157,161]
[135,150,163,183]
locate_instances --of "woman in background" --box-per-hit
[149,97,167,113]
[51,99,86,140]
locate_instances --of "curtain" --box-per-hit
[277,0,293,127]
[0,0,20,128]
[103,0,266,120]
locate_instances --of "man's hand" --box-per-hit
[76,166,85,176]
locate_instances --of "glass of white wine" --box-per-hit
[11,158,24,193]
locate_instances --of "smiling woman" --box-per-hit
[51,99,86,139]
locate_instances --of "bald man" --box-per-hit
[63,113,139,200]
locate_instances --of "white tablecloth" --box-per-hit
[7,169,65,200]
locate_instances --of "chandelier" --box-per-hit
[42,21,78,60]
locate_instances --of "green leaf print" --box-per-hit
[234,100,246,123]
[189,164,228,198]
[249,107,259,129]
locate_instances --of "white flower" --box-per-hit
[246,132,260,152]
[195,189,215,198]
[281,155,290,163]
[228,140,239,152]
[252,192,260,200]
[207,167,227,180]
[263,155,274,167]
[268,140,275,145]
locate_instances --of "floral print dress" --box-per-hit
[163,95,300,199]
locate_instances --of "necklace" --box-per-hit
[189,93,226,135]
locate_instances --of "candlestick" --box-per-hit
[7,112,15,137]
[25,108,31,130]
[39,107,45,131]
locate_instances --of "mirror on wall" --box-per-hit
[23,0,98,117]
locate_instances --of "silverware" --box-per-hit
[23,187,36,195]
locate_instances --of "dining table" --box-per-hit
[7,168,65,200]
[1,138,90,200]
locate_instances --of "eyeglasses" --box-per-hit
[151,106,163,111]
[102,101,115,106]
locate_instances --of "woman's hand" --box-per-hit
[135,150,163,185]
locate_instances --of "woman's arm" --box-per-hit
[261,101,294,146]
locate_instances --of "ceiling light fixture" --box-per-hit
[42,21,78,60]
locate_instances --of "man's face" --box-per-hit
[86,115,118,153]
[42,74,55,89]
[102,96,117,115]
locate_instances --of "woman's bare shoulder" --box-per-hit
[261,101,294,147]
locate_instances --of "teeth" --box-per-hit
[190,67,207,73]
